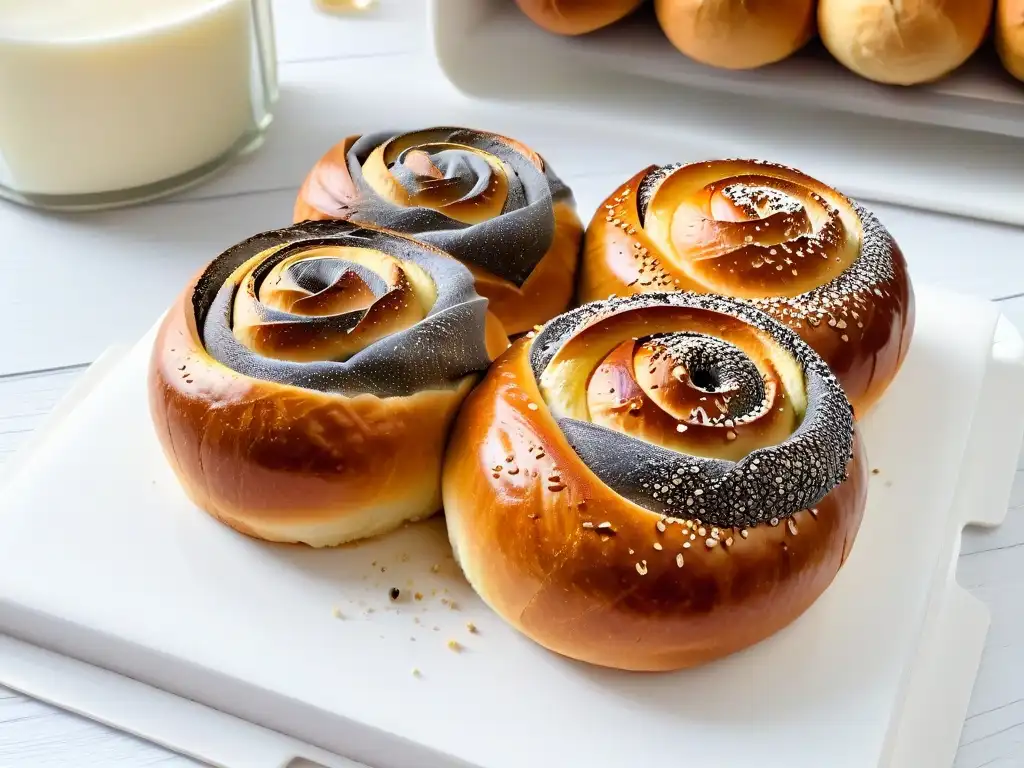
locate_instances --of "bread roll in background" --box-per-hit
[513,0,644,35]
[997,0,1024,81]
[819,0,994,85]
[654,0,816,70]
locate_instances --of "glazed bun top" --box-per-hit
[531,291,856,528]
[634,159,890,302]
[194,219,498,397]
[633,160,906,337]
[294,127,575,290]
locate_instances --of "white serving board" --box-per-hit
[0,284,1022,768]
[428,1,1024,227]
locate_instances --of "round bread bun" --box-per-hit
[654,0,816,70]
[513,0,644,35]
[997,0,1024,81]
[149,219,508,548]
[818,0,994,85]
[578,159,914,417]
[443,291,867,671]
[294,127,583,336]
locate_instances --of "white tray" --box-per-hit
[0,282,1021,768]
[428,1,1024,227]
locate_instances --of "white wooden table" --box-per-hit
[1,2,1023,765]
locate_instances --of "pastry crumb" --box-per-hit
[447,639,463,652]
[332,607,344,619]
[467,622,478,634]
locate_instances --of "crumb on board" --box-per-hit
[412,668,422,677]
[414,592,423,601]
[871,468,880,475]
[431,563,441,573]
[332,607,344,619]
[447,640,463,652]
[467,622,478,634]
[389,587,401,601]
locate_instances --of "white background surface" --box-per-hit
[0,1,1022,765]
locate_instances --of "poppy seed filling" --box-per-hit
[530,292,855,528]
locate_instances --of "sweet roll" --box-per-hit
[149,220,508,547]
[294,127,583,335]
[579,159,914,415]
[443,291,867,671]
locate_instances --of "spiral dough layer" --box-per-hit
[294,127,583,335]
[443,291,867,671]
[149,220,507,547]
[580,159,914,416]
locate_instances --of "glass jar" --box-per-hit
[0,0,278,211]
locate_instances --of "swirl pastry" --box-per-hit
[443,292,867,671]
[149,220,508,548]
[579,159,914,416]
[513,0,645,35]
[294,127,583,336]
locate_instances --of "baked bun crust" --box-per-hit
[294,127,583,336]
[655,0,816,69]
[998,0,1024,81]
[444,292,867,671]
[579,160,914,416]
[818,0,993,85]
[513,0,644,35]
[149,220,508,548]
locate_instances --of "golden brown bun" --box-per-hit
[444,292,867,671]
[998,0,1024,81]
[513,0,644,35]
[149,220,508,548]
[579,160,914,417]
[294,127,583,336]
[655,0,816,69]
[819,0,993,85]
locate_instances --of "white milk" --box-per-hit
[0,0,276,203]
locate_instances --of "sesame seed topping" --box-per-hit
[676,554,685,567]
[653,542,663,551]
[636,561,648,575]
